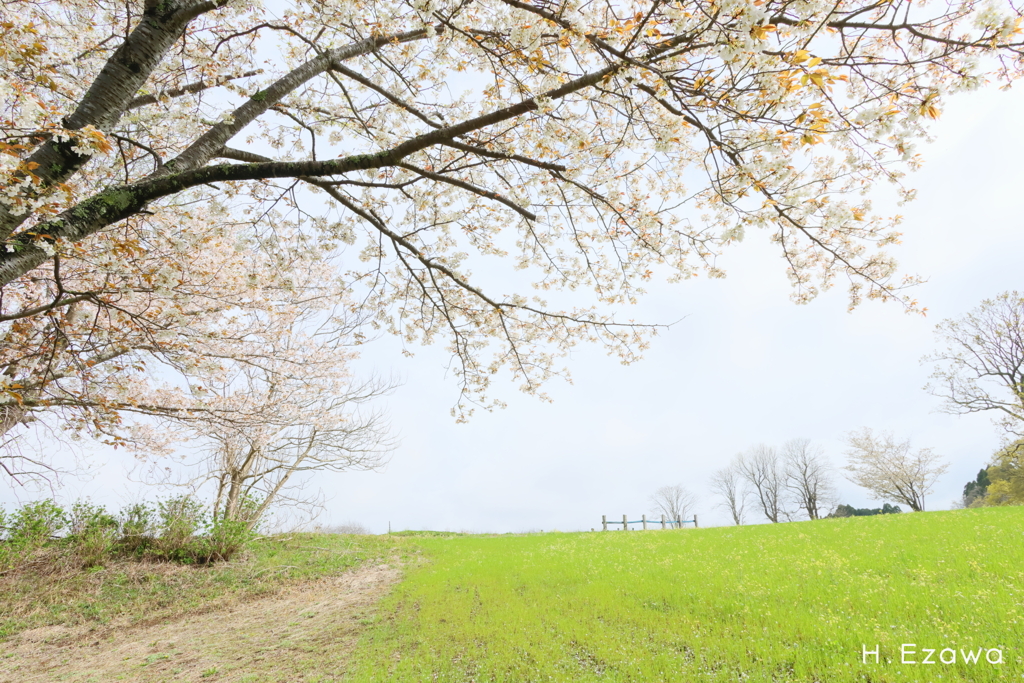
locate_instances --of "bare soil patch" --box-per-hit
[0,562,400,682]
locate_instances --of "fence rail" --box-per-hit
[601,514,698,531]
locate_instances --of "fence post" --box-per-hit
[661,514,666,530]
[623,514,628,531]
[642,514,648,530]
[602,515,607,532]
[694,514,699,528]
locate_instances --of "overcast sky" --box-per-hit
[5,81,1024,533]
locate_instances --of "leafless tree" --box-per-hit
[782,439,836,520]
[709,464,746,526]
[649,485,697,528]
[735,445,789,523]
[926,292,1024,438]
[843,428,949,512]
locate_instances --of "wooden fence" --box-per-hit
[601,514,698,531]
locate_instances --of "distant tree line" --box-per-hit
[828,504,902,518]
[955,440,1024,508]
[691,429,947,526]
[962,468,991,507]
[654,290,1024,527]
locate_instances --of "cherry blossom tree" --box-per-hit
[160,324,395,528]
[2,0,1023,474]
[842,427,948,511]
[0,192,359,482]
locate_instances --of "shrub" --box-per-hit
[67,501,120,568]
[0,499,68,572]
[0,496,259,572]
[117,502,155,556]
[153,496,209,563]
[8,499,68,547]
[200,517,254,563]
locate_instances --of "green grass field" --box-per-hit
[4,508,1022,681]
[347,508,1024,682]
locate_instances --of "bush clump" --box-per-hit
[0,496,259,573]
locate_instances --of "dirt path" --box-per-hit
[0,563,400,683]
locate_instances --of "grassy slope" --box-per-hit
[347,508,1024,682]
[0,533,415,641]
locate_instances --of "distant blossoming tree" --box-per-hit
[842,428,948,512]
[1,0,1023,477]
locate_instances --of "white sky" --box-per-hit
[5,81,1024,533]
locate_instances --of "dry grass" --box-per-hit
[0,533,420,682]
[1,562,400,682]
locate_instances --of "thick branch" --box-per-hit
[158,27,436,177]
[0,0,224,240]
[0,60,622,286]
